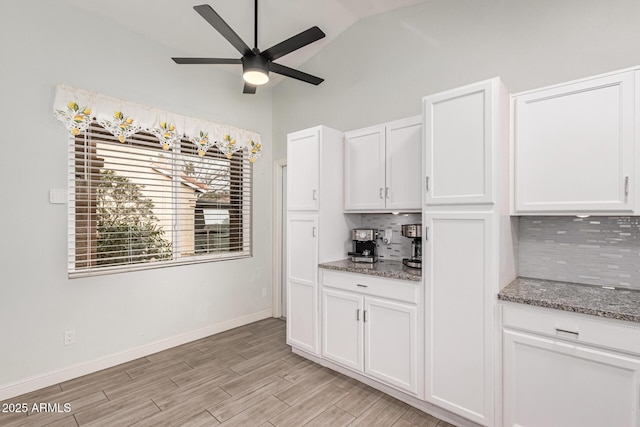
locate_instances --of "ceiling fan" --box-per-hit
[172,2,326,94]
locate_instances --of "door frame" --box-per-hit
[272,158,287,318]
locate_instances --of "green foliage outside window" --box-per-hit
[96,170,172,266]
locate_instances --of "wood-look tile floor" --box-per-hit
[0,318,453,427]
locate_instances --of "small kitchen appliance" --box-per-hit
[401,224,422,269]
[349,228,378,263]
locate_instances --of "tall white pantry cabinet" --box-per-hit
[422,78,516,427]
[286,126,353,355]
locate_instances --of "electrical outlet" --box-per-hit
[262,287,267,297]
[64,330,75,346]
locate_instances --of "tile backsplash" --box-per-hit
[360,213,421,261]
[518,216,640,289]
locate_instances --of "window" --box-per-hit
[69,123,252,277]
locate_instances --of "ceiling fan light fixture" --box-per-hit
[242,55,269,85]
[173,4,325,93]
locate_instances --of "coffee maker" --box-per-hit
[401,224,422,269]
[348,228,378,263]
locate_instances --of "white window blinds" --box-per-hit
[69,123,252,277]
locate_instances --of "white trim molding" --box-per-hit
[272,158,287,318]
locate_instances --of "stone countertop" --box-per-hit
[498,277,640,323]
[319,259,422,282]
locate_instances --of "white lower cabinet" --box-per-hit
[321,271,420,396]
[364,297,418,393]
[503,305,640,427]
[423,212,497,426]
[286,215,318,354]
[322,289,363,372]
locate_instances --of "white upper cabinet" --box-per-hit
[287,128,320,211]
[344,125,386,210]
[423,79,498,205]
[513,70,636,214]
[345,116,422,212]
[386,117,423,210]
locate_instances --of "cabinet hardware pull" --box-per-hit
[312,189,317,200]
[426,176,430,192]
[363,310,367,322]
[312,226,317,237]
[625,176,630,197]
[425,226,428,241]
[385,187,390,199]
[555,327,579,337]
[356,309,360,321]
[379,187,384,199]
[356,284,368,288]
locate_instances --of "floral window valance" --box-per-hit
[52,84,263,162]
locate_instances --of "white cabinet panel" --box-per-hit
[321,289,363,372]
[386,117,423,210]
[365,297,418,394]
[286,125,349,357]
[287,216,318,286]
[514,71,635,213]
[288,281,317,353]
[423,213,494,425]
[287,129,320,211]
[345,117,422,212]
[424,80,495,205]
[503,329,640,427]
[344,125,386,210]
[287,215,318,353]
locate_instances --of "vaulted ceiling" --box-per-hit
[60,0,426,86]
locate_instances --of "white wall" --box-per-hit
[0,1,273,391]
[272,0,640,160]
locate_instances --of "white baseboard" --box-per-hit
[0,309,272,401]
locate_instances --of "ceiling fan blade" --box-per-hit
[243,82,257,94]
[193,4,252,56]
[269,62,324,85]
[172,58,242,64]
[261,26,325,61]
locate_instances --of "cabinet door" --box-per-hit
[423,79,496,205]
[288,129,320,211]
[321,289,364,372]
[287,215,318,353]
[503,329,640,427]
[345,125,386,210]
[364,297,418,395]
[514,72,634,213]
[386,116,422,210]
[423,212,494,425]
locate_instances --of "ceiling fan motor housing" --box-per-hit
[242,54,270,85]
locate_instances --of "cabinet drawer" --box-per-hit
[502,304,640,356]
[321,270,419,304]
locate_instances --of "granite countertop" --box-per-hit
[498,277,640,323]
[319,259,422,282]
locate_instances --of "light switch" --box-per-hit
[49,189,68,204]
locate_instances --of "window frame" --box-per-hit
[67,124,253,278]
